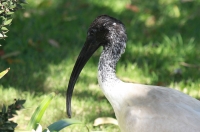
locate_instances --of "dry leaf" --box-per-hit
[1,51,20,59]
[23,11,31,18]
[0,49,5,56]
[126,4,139,12]
[145,16,156,27]
[6,58,23,64]
[93,117,118,126]
[28,38,43,52]
[28,38,34,46]
[48,39,60,48]
[180,62,200,68]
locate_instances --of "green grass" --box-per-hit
[0,0,200,131]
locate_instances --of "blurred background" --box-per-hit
[0,0,200,131]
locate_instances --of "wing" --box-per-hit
[115,83,200,132]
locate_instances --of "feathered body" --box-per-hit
[66,15,200,132]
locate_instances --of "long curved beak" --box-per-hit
[66,38,100,118]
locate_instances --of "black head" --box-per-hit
[87,15,127,48]
[66,15,127,118]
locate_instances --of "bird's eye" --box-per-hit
[88,29,96,36]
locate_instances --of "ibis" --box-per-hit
[66,15,200,132]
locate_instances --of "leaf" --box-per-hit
[17,99,26,105]
[0,33,7,38]
[5,58,23,64]
[23,12,30,18]
[93,117,118,126]
[27,93,54,130]
[2,104,6,114]
[3,19,13,25]
[44,119,83,132]
[9,5,17,9]
[16,4,23,9]
[19,0,27,4]
[0,10,4,14]
[15,99,26,110]
[145,16,156,27]
[0,68,10,79]
[125,4,139,12]
[1,51,21,59]
[48,39,60,48]
[1,27,9,31]
[173,5,180,18]
[33,124,42,132]
[6,11,14,15]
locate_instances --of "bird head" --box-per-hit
[66,15,127,118]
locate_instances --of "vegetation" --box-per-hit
[0,0,26,39]
[28,94,84,132]
[0,99,25,132]
[0,0,200,131]
[0,0,25,132]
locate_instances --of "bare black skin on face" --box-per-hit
[66,15,127,118]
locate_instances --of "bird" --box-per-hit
[66,15,200,132]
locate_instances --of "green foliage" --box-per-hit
[31,119,85,132]
[0,94,84,132]
[0,1,26,131]
[46,119,85,132]
[27,94,86,132]
[28,94,54,130]
[0,99,25,132]
[0,0,26,39]
[0,68,10,79]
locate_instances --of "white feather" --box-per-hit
[98,72,200,132]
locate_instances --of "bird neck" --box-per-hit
[98,50,117,82]
[98,42,125,82]
[97,42,126,116]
